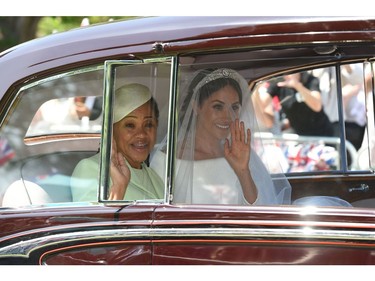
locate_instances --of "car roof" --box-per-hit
[4,16,375,50]
[3,16,375,57]
[1,16,375,97]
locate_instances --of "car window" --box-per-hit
[0,66,103,207]
[170,50,375,207]
[26,95,102,137]
[256,63,370,173]
[168,58,295,205]
[98,61,172,203]
[0,60,173,207]
[254,68,343,173]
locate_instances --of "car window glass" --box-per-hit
[171,60,292,205]
[255,63,370,174]
[0,66,103,207]
[26,96,102,137]
[339,63,367,170]
[357,61,375,171]
[255,68,342,173]
[175,51,375,208]
[98,61,171,203]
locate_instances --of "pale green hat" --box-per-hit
[113,83,151,123]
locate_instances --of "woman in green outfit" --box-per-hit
[71,83,164,202]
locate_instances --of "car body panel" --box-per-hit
[152,205,375,264]
[0,205,155,264]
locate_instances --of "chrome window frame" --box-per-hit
[99,57,176,205]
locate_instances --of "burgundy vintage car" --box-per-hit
[1,16,375,265]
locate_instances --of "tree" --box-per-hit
[0,16,135,53]
[0,17,42,52]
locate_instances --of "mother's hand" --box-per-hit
[108,140,130,200]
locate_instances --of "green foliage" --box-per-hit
[37,16,136,38]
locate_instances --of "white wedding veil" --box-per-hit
[151,68,291,205]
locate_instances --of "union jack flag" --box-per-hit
[0,137,15,166]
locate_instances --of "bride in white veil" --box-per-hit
[151,68,292,205]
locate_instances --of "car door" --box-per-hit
[0,205,156,265]
[150,46,375,265]
[0,60,173,264]
[151,204,375,265]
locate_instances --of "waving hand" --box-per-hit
[224,119,257,203]
[108,139,130,200]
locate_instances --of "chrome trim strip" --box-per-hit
[1,227,375,258]
[0,228,151,258]
[152,227,375,241]
[99,60,118,201]
[165,56,178,203]
[19,65,104,91]
[335,64,348,171]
